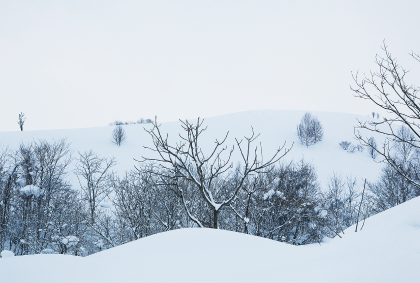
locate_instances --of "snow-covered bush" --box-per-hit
[20,184,41,197]
[61,236,79,247]
[255,161,326,244]
[227,160,326,245]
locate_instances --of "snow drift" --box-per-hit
[1,195,419,283]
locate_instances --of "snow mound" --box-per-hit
[1,196,420,283]
[0,250,14,258]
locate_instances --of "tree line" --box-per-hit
[1,117,417,257]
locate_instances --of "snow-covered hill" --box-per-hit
[0,110,384,190]
[1,110,418,282]
[1,192,419,283]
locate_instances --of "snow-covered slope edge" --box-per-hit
[1,196,419,283]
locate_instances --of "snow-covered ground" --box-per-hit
[0,110,384,190]
[1,110,418,282]
[1,193,419,283]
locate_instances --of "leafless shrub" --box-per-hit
[339,141,352,150]
[297,112,324,147]
[347,145,356,153]
[112,125,126,147]
[367,137,377,159]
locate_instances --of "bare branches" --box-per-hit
[137,117,292,229]
[352,43,420,135]
[410,51,420,63]
[351,42,420,188]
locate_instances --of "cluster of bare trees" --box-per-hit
[0,139,84,255]
[322,175,367,235]
[104,116,374,245]
[0,140,120,256]
[2,116,404,258]
[106,160,330,245]
[0,118,351,256]
[366,126,420,213]
[110,118,351,244]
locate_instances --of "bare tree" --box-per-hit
[75,151,116,223]
[367,137,378,159]
[297,112,324,147]
[351,42,420,188]
[17,112,25,131]
[137,118,292,229]
[112,125,126,147]
[394,126,416,163]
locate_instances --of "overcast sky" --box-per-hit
[1,0,419,131]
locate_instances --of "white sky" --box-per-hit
[1,0,419,131]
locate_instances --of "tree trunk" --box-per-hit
[213,209,218,229]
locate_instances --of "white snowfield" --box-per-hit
[0,110,384,190]
[1,196,419,283]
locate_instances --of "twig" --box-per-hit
[355,179,366,232]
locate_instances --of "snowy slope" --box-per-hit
[0,110,384,190]
[1,195,419,283]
